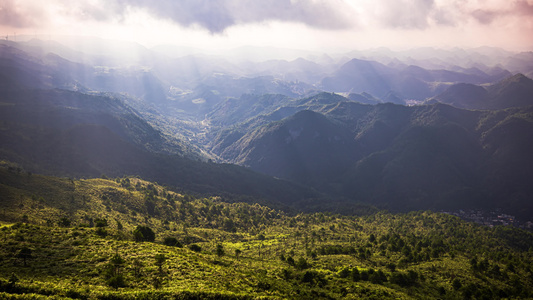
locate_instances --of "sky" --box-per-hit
[1,0,533,52]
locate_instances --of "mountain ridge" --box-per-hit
[430,73,533,109]
[213,93,533,218]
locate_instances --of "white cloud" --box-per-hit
[57,0,357,33]
[1,0,532,51]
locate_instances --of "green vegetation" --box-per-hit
[1,164,533,299]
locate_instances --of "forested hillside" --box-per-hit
[1,165,532,299]
[211,92,533,219]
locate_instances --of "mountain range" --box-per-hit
[1,38,533,219]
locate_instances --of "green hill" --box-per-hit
[1,165,532,299]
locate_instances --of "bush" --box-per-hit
[189,244,202,252]
[295,257,309,270]
[107,274,126,289]
[163,237,182,247]
[133,225,155,242]
[95,227,107,237]
[94,218,108,228]
[216,244,225,257]
[58,217,71,227]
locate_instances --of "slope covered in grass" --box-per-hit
[1,164,532,299]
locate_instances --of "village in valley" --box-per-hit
[443,209,533,231]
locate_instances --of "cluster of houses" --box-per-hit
[442,209,533,230]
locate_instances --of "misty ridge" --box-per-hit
[1,36,533,220]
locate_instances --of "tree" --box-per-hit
[58,217,71,227]
[338,267,351,278]
[16,247,32,267]
[216,244,225,257]
[369,233,376,243]
[163,237,181,247]
[133,225,155,242]
[295,257,309,270]
[94,218,108,228]
[352,268,360,282]
[189,244,202,252]
[452,278,462,291]
[106,254,126,289]
[286,256,295,266]
[8,272,18,287]
[132,258,144,278]
[154,254,166,274]
[223,219,236,232]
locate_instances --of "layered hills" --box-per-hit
[211,94,533,218]
[1,39,533,220]
[2,36,533,299]
[0,43,324,209]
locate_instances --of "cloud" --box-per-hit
[471,9,499,24]
[466,0,533,25]
[92,0,356,34]
[375,0,436,29]
[5,0,357,33]
[360,0,533,31]
[514,0,533,16]
[0,0,42,27]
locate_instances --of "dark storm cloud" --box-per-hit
[110,0,355,33]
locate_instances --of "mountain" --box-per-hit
[347,92,382,104]
[221,110,356,190]
[0,88,324,208]
[430,73,533,109]
[427,83,489,109]
[320,59,392,98]
[0,44,77,90]
[0,44,327,209]
[3,38,533,219]
[207,94,294,126]
[320,58,508,102]
[486,73,533,109]
[215,96,533,219]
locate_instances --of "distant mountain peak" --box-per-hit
[431,73,533,110]
[501,73,531,84]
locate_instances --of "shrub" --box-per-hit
[58,217,71,227]
[189,244,202,252]
[95,227,107,237]
[133,226,155,242]
[216,244,225,257]
[295,257,309,270]
[94,218,108,228]
[163,237,181,247]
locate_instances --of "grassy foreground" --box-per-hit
[1,164,533,299]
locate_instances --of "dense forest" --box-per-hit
[1,164,532,299]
